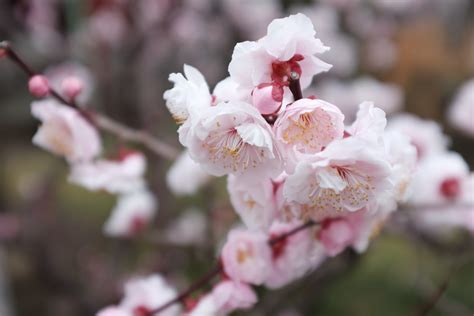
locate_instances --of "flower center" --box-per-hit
[439,177,461,200]
[204,127,267,172]
[281,109,337,153]
[271,54,304,84]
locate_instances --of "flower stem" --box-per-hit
[288,71,303,101]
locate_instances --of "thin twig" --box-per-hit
[93,113,178,160]
[0,40,179,160]
[147,220,318,315]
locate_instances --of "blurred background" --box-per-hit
[0,0,473,315]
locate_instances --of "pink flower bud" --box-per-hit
[252,84,281,115]
[28,75,50,97]
[61,76,84,99]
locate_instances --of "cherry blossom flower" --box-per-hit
[119,274,181,316]
[409,152,470,206]
[387,114,449,161]
[221,228,272,285]
[264,221,325,289]
[103,190,157,237]
[274,98,345,166]
[283,136,393,221]
[211,281,257,314]
[448,78,474,137]
[228,13,331,99]
[166,150,211,196]
[179,101,283,178]
[31,99,101,163]
[163,65,212,124]
[69,152,146,194]
[227,175,279,230]
[347,101,387,144]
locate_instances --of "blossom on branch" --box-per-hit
[31,99,101,162]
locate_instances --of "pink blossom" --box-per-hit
[228,13,331,98]
[348,101,387,145]
[387,114,449,161]
[221,228,272,285]
[227,175,278,230]
[28,75,50,97]
[31,99,101,162]
[409,152,470,206]
[283,137,393,221]
[211,281,257,313]
[103,190,157,237]
[69,152,146,194]
[119,274,181,316]
[166,150,211,196]
[163,65,212,124]
[179,101,283,178]
[448,78,474,137]
[264,221,325,289]
[274,98,345,165]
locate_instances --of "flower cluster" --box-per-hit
[387,114,474,234]
[30,79,157,238]
[163,13,418,315]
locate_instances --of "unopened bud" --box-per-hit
[28,75,50,97]
[61,76,84,99]
[252,84,282,115]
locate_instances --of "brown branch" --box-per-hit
[147,220,318,315]
[0,40,179,160]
